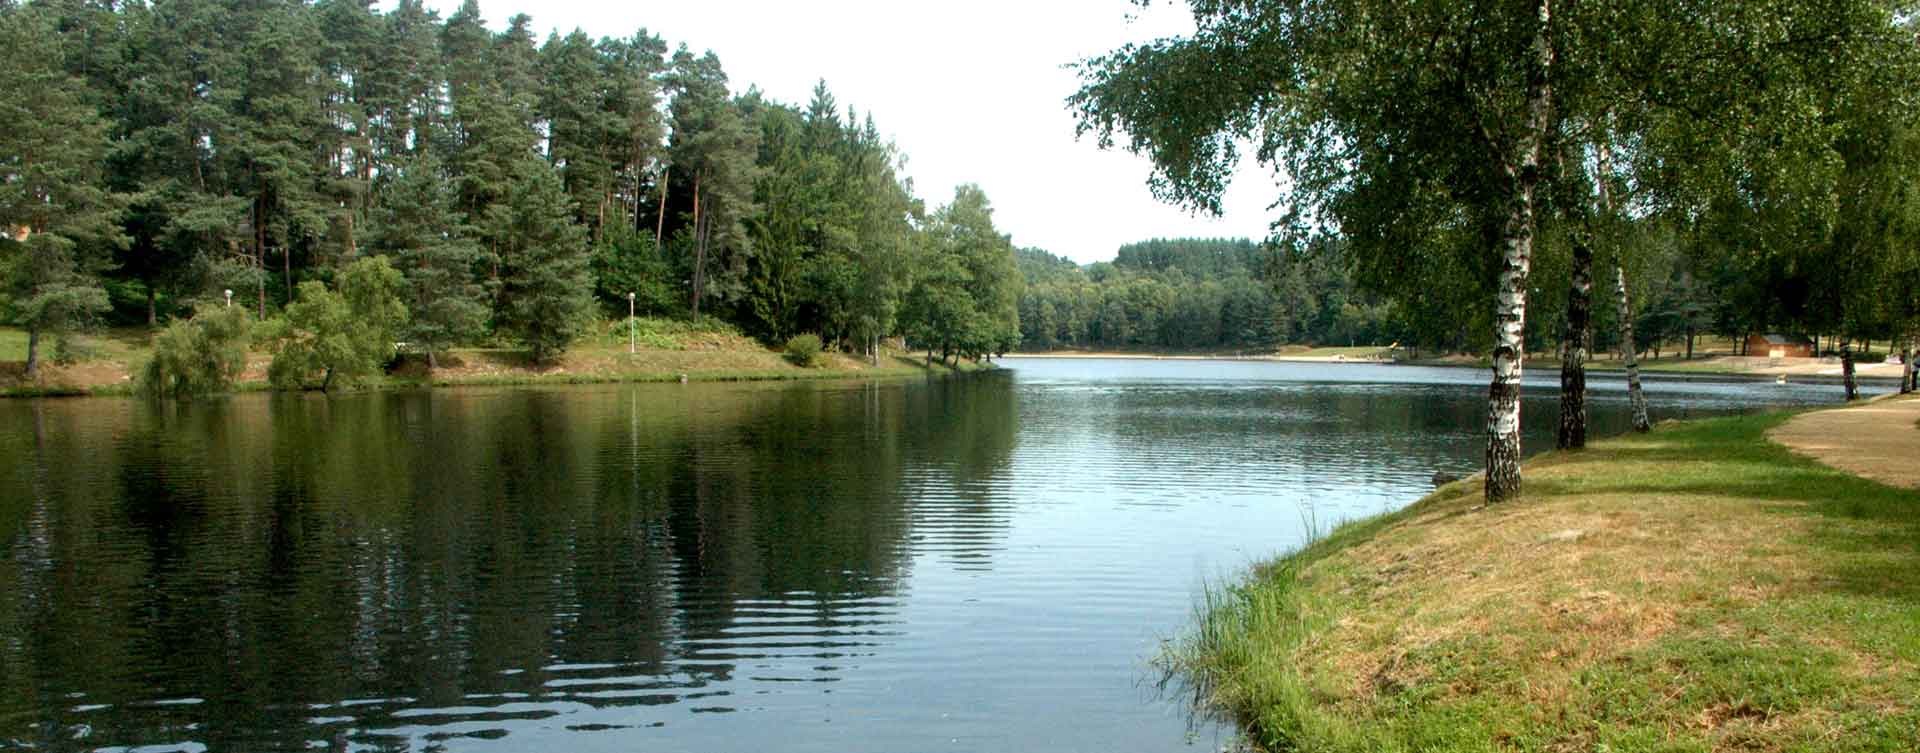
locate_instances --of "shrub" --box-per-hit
[139,304,252,398]
[266,257,408,391]
[785,333,824,367]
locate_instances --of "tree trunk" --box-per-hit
[1485,0,1553,504]
[1900,343,1912,395]
[321,366,335,393]
[1594,137,1650,433]
[690,171,705,320]
[427,348,439,371]
[146,287,158,328]
[654,165,670,255]
[1910,340,1918,393]
[23,326,41,381]
[1557,233,1592,450]
[1613,264,1651,432]
[254,199,268,320]
[1842,344,1858,401]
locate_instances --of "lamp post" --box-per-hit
[628,292,637,354]
[223,289,233,309]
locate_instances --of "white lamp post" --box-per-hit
[223,289,233,309]
[628,292,637,354]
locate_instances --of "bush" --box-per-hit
[266,257,408,391]
[597,315,748,351]
[139,304,252,398]
[785,333,824,367]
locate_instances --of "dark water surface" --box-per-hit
[0,359,1874,752]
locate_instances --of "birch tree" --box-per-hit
[1073,0,1899,502]
[1073,0,1556,501]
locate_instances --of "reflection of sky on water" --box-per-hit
[0,362,1858,752]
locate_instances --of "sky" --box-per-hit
[422,0,1285,264]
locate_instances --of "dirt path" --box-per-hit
[1768,394,1920,489]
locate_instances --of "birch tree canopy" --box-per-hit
[1071,0,1908,502]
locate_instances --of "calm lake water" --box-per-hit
[0,359,1876,752]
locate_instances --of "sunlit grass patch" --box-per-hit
[1162,413,1920,751]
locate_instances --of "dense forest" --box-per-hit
[1017,238,1380,352]
[1017,235,1751,358]
[0,0,1022,380]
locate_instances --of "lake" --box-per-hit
[0,359,1875,752]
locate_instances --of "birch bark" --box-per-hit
[1486,0,1554,502]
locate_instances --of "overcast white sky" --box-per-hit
[424,0,1284,264]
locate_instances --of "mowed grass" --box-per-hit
[1272,345,1396,359]
[1165,413,1920,752]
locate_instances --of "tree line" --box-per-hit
[0,0,1022,385]
[1016,238,1390,352]
[1074,0,1920,501]
[1019,233,1743,359]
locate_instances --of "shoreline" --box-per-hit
[2,350,993,399]
[1161,401,1920,751]
[1005,351,1904,385]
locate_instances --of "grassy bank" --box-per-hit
[0,322,988,398]
[1167,412,1920,751]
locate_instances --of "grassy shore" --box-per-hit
[0,322,989,398]
[1166,410,1920,751]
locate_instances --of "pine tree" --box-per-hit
[0,6,123,379]
[490,163,594,363]
[222,0,332,316]
[114,0,250,322]
[666,48,759,319]
[367,156,489,368]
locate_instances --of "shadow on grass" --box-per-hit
[1537,413,1920,606]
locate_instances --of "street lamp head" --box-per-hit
[628,292,636,300]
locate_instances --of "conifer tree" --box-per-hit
[490,163,594,362]
[0,6,123,378]
[666,48,759,319]
[368,156,489,368]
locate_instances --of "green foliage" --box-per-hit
[1072,0,1911,360]
[368,156,491,366]
[904,186,1021,361]
[139,305,253,398]
[20,0,1000,366]
[266,257,408,391]
[668,49,762,318]
[1016,238,1402,352]
[784,333,824,367]
[0,6,124,375]
[590,225,680,317]
[490,165,595,363]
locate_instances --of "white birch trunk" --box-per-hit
[1485,0,1553,503]
[1595,137,1650,432]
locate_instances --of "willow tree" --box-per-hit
[1074,0,1898,502]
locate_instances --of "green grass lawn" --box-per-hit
[1166,413,1920,752]
[1273,345,1396,359]
[0,326,151,362]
